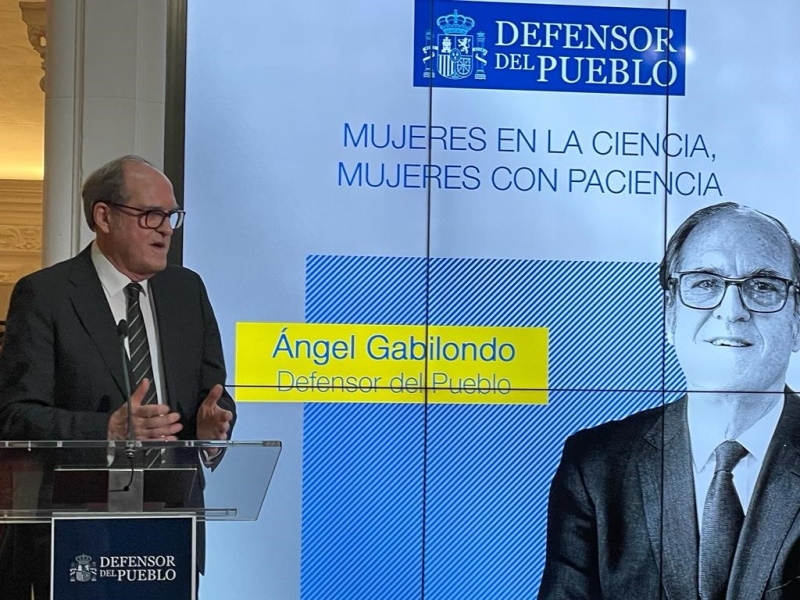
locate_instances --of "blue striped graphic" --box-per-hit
[424,391,673,598]
[306,255,428,325]
[301,256,687,599]
[306,255,686,391]
[301,403,424,599]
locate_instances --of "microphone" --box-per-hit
[117,319,135,457]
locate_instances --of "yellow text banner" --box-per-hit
[235,323,548,404]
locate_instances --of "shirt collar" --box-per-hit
[90,241,150,298]
[688,393,784,471]
[737,396,783,462]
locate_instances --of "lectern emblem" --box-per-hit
[69,553,98,583]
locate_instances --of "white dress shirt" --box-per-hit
[688,395,783,528]
[91,242,167,405]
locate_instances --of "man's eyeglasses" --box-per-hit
[669,271,799,313]
[107,203,185,230]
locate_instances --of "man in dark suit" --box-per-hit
[540,202,800,600]
[0,155,235,599]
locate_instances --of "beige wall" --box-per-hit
[0,179,42,318]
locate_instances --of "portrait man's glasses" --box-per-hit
[107,203,185,230]
[670,271,799,313]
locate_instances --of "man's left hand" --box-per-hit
[197,384,233,440]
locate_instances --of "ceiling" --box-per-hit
[0,0,44,180]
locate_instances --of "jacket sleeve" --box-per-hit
[538,434,602,600]
[0,276,110,440]
[175,273,237,441]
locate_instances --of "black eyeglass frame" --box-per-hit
[668,270,800,313]
[105,202,186,230]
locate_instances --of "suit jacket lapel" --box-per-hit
[640,397,699,600]
[67,246,128,404]
[149,271,180,412]
[727,393,800,600]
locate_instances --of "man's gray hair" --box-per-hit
[659,201,800,298]
[81,155,154,230]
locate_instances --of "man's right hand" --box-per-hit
[107,378,183,440]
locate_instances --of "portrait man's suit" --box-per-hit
[0,244,235,585]
[539,394,800,600]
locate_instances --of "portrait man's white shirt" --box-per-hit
[688,394,783,527]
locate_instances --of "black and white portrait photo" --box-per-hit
[540,202,800,600]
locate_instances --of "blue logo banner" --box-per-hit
[52,516,194,600]
[413,0,687,95]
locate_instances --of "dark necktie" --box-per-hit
[125,283,158,406]
[125,283,163,467]
[698,440,748,600]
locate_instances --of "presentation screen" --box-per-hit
[184,1,800,597]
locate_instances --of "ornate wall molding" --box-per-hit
[0,178,44,205]
[0,265,27,284]
[0,179,42,317]
[19,1,47,92]
[0,226,40,252]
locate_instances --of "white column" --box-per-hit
[43,0,82,266]
[43,0,168,266]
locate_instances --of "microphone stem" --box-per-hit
[117,320,134,457]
